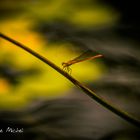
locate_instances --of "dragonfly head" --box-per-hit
[62,62,67,68]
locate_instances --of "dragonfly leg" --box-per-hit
[63,66,72,74]
[67,66,72,74]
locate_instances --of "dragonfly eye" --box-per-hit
[62,62,66,67]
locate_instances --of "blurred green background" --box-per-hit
[0,1,140,140]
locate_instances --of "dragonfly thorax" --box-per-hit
[62,62,71,68]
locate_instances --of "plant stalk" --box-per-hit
[0,32,140,128]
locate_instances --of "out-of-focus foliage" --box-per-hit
[0,0,118,27]
[0,0,27,20]
[25,0,118,28]
[0,1,140,140]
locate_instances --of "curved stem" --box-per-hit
[0,32,140,128]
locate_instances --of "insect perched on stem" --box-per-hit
[62,50,103,74]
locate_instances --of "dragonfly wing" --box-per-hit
[71,49,101,62]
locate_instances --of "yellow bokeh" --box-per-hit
[70,8,117,27]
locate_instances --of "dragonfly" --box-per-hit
[62,50,103,73]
